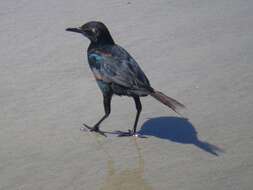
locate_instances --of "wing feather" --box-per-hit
[88,45,151,92]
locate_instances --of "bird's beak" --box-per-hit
[66,27,82,33]
[66,27,98,42]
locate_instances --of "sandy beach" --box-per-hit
[1,0,253,189]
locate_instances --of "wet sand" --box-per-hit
[1,0,253,189]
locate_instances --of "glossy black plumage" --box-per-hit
[66,21,185,136]
[88,44,153,97]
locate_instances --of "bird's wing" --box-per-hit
[88,45,151,91]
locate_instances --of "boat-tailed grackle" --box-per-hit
[66,21,185,136]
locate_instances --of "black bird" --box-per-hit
[66,21,185,136]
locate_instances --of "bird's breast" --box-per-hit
[89,53,103,62]
[93,70,103,80]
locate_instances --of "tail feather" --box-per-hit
[150,90,185,115]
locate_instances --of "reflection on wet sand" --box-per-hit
[95,137,152,190]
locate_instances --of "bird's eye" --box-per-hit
[91,28,96,33]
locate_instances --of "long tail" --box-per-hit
[150,90,185,115]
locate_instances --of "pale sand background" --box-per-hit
[1,0,253,189]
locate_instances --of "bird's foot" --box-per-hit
[116,130,146,138]
[81,123,107,137]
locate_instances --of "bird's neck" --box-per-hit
[88,38,115,50]
[91,31,115,47]
[99,30,115,45]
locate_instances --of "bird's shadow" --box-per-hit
[138,117,224,156]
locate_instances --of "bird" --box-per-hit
[66,21,185,137]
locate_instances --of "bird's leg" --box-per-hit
[118,96,142,137]
[82,93,112,136]
[133,96,142,134]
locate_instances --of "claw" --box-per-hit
[116,130,146,138]
[81,123,107,137]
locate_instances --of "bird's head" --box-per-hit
[66,21,115,45]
